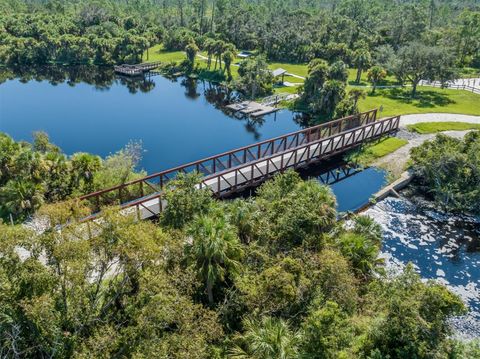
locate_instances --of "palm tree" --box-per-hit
[338,232,383,278]
[353,48,372,84]
[366,66,387,94]
[317,80,345,116]
[204,38,215,70]
[187,213,243,304]
[213,40,225,71]
[71,152,102,192]
[185,41,199,72]
[348,88,366,108]
[0,180,44,219]
[223,44,237,80]
[230,316,301,359]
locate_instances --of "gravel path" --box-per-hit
[375,130,472,177]
[373,113,480,177]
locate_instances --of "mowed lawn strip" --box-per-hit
[346,137,409,166]
[407,122,480,134]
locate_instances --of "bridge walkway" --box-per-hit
[79,111,401,222]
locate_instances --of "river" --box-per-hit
[0,66,306,173]
[0,66,388,213]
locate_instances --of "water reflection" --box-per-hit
[0,66,306,173]
[299,161,387,213]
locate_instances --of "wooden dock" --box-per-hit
[114,62,162,76]
[225,101,278,117]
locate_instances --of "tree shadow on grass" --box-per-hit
[372,88,455,109]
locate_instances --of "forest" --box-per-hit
[1,0,479,67]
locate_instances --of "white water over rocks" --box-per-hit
[365,197,480,340]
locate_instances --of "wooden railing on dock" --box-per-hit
[114,62,162,76]
[79,109,378,213]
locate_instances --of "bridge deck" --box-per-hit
[81,114,399,222]
[80,109,378,214]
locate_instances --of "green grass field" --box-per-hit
[345,137,409,166]
[144,44,186,63]
[407,122,480,134]
[358,87,480,117]
[144,45,480,116]
[267,62,308,78]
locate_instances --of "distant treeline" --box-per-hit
[1,0,479,67]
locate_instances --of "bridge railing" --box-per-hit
[81,115,399,222]
[199,115,400,197]
[79,109,377,212]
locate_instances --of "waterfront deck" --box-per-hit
[226,101,278,117]
[114,62,162,76]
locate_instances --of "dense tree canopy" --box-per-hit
[0,132,144,222]
[2,1,480,357]
[1,0,479,69]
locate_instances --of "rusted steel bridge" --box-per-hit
[80,109,400,221]
[114,62,162,76]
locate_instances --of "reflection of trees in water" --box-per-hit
[181,78,200,100]
[2,67,307,141]
[0,65,157,94]
[200,80,268,139]
[202,80,237,109]
[293,112,313,128]
[244,117,266,141]
[119,76,155,94]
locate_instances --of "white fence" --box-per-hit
[419,79,480,95]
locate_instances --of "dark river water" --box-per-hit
[0,69,302,173]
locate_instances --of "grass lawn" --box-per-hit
[345,137,408,166]
[273,86,299,95]
[267,62,308,78]
[407,122,480,134]
[144,45,480,117]
[143,44,186,63]
[358,87,480,117]
[347,68,398,87]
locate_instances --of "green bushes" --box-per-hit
[0,132,144,221]
[410,131,480,214]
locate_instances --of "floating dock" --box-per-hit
[225,101,278,117]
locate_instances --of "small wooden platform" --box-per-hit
[114,62,162,76]
[226,101,278,117]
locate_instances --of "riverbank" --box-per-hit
[357,116,480,340]
[364,195,480,341]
